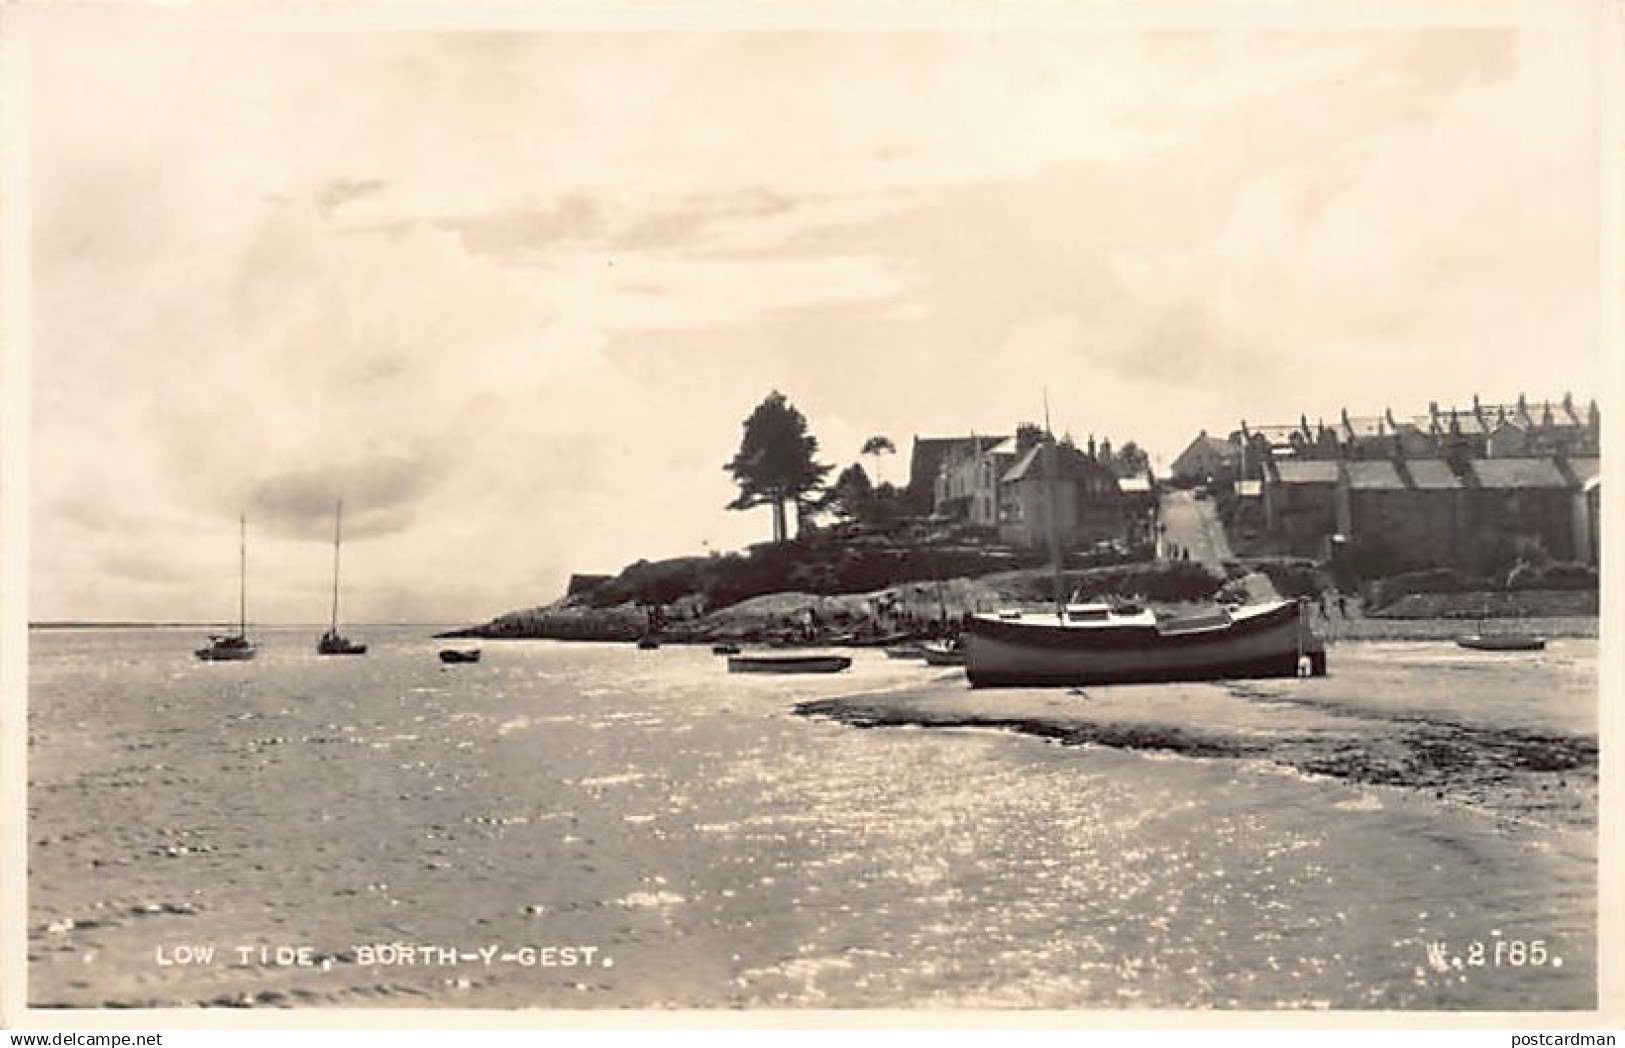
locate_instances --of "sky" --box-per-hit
[12,5,1611,624]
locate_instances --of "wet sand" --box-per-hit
[796,646,1598,833]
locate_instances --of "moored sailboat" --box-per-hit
[196,515,257,661]
[316,500,367,655]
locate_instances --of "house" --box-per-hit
[932,435,1016,529]
[907,436,991,514]
[1464,457,1584,565]
[1170,429,1240,483]
[1335,458,1467,569]
[1241,393,1600,468]
[997,440,1127,551]
[1562,457,1601,567]
[1262,459,1340,557]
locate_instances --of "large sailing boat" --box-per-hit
[196,515,257,661]
[961,434,1327,687]
[316,500,367,656]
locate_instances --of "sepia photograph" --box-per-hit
[1,0,1618,1026]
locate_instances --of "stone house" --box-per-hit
[997,440,1127,551]
[1262,459,1341,557]
[932,435,1016,529]
[1170,430,1239,483]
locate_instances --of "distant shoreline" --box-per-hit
[28,621,459,631]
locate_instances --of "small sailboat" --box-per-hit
[196,515,257,661]
[439,648,482,664]
[316,500,367,655]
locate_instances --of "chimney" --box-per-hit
[1385,407,1397,427]
[1590,399,1600,430]
[1086,433,1096,460]
[1428,400,1439,419]
[1563,391,1574,411]
[1300,413,1310,436]
[1100,437,1113,463]
[1340,407,1351,427]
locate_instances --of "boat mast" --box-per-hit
[1043,390,1065,618]
[238,513,248,638]
[330,500,343,635]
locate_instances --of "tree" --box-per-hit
[1110,440,1152,479]
[860,435,896,486]
[823,463,875,521]
[724,391,833,543]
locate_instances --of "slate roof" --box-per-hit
[1273,460,1340,484]
[1344,460,1406,490]
[1567,457,1601,486]
[1340,415,1389,439]
[1241,424,1306,448]
[1403,458,1463,490]
[1002,443,1117,486]
[1470,458,1572,489]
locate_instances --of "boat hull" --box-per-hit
[1456,635,1546,652]
[919,646,965,666]
[727,655,852,674]
[963,601,1325,687]
[439,649,481,664]
[196,639,256,662]
[317,634,367,656]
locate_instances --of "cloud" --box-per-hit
[613,189,797,250]
[315,178,386,216]
[434,194,604,257]
[22,24,1603,623]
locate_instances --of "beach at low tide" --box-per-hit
[27,627,1597,1011]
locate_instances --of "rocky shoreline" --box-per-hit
[794,673,1598,832]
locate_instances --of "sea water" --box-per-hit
[27,628,1596,1009]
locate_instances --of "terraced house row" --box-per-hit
[1172,393,1602,571]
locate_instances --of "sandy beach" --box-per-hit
[797,638,1599,833]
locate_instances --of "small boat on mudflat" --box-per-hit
[711,642,742,656]
[727,654,852,674]
[919,641,965,667]
[1456,633,1546,652]
[439,648,482,664]
[637,636,661,650]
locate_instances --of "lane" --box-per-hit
[1157,488,1232,567]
